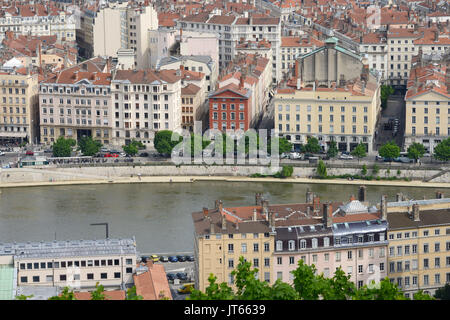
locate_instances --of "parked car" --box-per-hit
[280,153,288,159]
[176,272,188,281]
[140,256,149,263]
[178,283,195,294]
[104,153,119,158]
[186,255,195,262]
[423,153,431,157]
[168,256,178,263]
[139,152,149,157]
[0,151,5,156]
[166,273,176,281]
[375,155,383,161]
[383,157,395,162]
[177,255,187,262]
[339,154,353,160]
[396,156,414,163]
[160,256,169,262]
[25,150,34,156]
[289,152,302,160]
[150,254,159,262]
[303,153,314,160]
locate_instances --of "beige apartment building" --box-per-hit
[111,68,182,146]
[386,197,450,298]
[274,38,380,153]
[404,58,449,154]
[39,58,113,145]
[181,84,202,131]
[192,201,275,292]
[0,238,138,291]
[0,71,39,145]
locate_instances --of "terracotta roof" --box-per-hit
[207,15,236,25]
[114,69,180,84]
[133,262,172,300]
[73,290,126,300]
[182,83,201,95]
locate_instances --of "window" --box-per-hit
[101,273,107,279]
[87,273,94,280]
[264,243,270,252]
[21,276,27,283]
[264,258,270,267]
[241,243,247,253]
[126,267,132,273]
[335,252,341,262]
[60,275,67,281]
[289,256,295,265]
[33,276,40,283]
[228,244,234,253]
[358,265,363,274]
[254,243,259,252]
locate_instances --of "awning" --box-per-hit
[0,132,27,138]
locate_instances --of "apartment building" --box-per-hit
[274,38,381,153]
[39,58,113,145]
[0,238,138,290]
[387,27,420,86]
[280,35,324,79]
[178,13,281,83]
[414,28,450,59]
[360,33,388,82]
[192,201,276,292]
[78,1,158,68]
[404,58,449,154]
[386,197,450,298]
[179,31,220,71]
[0,70,39,145]
[111,68,182,146]
[0,3,76,43]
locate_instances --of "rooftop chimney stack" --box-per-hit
[215,200,220,209]
[396,193,403,202]
[381,195,387,221]
[221,214,227,230]
[358,186,366,202]
[262,199,269,216]
[218,200,223,213]
[306,190,314,203]
[255,193,262,205]
[306,206,311,216]
[253,208,257,221]
[203,207,208,216]
[313,195,320,211]
[210,219,215,234]
[413,204,420,222]
[323,203,332,228]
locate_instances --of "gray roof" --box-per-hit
[157,55,214,72]
[0,238,137,259]
[332,219,388,236]
[387,198,450,207]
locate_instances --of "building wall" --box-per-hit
[180,32,220,72]
[209,92,251,131]
[93,7,123,57]
[386,35,419,86]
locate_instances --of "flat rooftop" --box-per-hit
[0,238,138,260]
[0,265,14,300]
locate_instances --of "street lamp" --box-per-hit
[90,222,109,239]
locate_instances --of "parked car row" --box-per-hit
[141,254,194,263]
[166,272,188,281]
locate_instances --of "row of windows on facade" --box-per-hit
[41,118,109,126]
[114,94,170,102]
[278,105,369,113]
[212,112,245,121]
[19,258,134,270]
[389,257,450,273]
[2,96,27,104]
[224,242,271,253]
[390,273,450,288]
[277,250,385,266]
[42,128,109,137]
[411,116,450,124]
[228,257,271,269]
[212,122,245,130]
[182,22,276,32]
[115,112,169,120]
[389,228,450,240]
[411,127,448,136]
[42,108,108,116]
[1,79,26,86]
[227,271,271,284]
[204,232,271,240]
[279,124,369,134]
[212,103,246,110]
[41,98,109,106]
[40,86,110,95]
[20,270,132,284]
[0,126,27,132]
[116,103,170,111]
[1,87,27,94]
[114,84,169,93]
[389,242,450,257]
[284,135,367,143]
[2,106,28,114]
[411,101,450,107]
[278,113,369,123]
[1,117,27,125]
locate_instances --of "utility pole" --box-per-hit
[90,222,109,239]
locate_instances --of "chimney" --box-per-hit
[180,65,185,71]
[349,194,356,202]
[434,30,439,42]
[436,191,444,199]
[203,207,208,216]
[313,196,320,211]
[235,221,239,231]
[218,200,223,213]
[306,206,311,216]
[253,208,257,221]
[381,195,387,221]
[358,186,366,202]
[210,219,215,234]
[306,190,314,204]
[396,193,403,202]
[255,193,262,205]
[296,77,301,90]
[239,75,244,90]
[294,60,299,79]
[221,214,227,230]
[413,204,420,222]
[323,203,332,228]
[215,200,220,209]
[262,199,269,215]
[268,210,275,228]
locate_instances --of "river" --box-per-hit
[0,181,442,253]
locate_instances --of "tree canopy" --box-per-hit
[154,130,182,156]
[303,137,321,153]
[407,142,425,161]
[433,137,450,162]
[316,160,327,178]
[327,141,339,158]
[78,136,102,156]
[378,140,400,160]
[52,136,76,157]
[380,85,394,109]
[189,257,433,300]
[351,143,367,161]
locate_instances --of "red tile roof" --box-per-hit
[73,290,126,300]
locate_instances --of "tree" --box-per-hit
[303,137,321,153]
[361,164,367,175]
[78,136,102,156]
[378,140,400,161]
[407,142,425,162]
[380,85,394,109]
[274,165,293,178]
[91,282,106,300]
[126,286,143,300]
[351,143,367,162]
[353,278,407,300]
[123,143,139,156]
[15,294,34,300]
[188,274,235,300]
[154,130,182,156]
[48,287,77,300]
[316,160,327,178]
[414,290,434,300]
[372,164,379,175]
[52,137,75,157]
[434,137,450,162]
[291,260,324,300]
[434,283,450,300]
[327,141,338,158]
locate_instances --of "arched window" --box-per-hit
[323,237,330,247]
[288,240,295,251]
[312,238,318,249]
[300,239,306,249]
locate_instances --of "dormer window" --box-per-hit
[312,238,318,249]
[288,240,295,251]
[300,240,306,249]
[276,241,283,251]
[323,237,329,247]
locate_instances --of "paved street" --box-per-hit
[374,94,405,151]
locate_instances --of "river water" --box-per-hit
[0,182,441,253]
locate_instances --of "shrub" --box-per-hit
[361,164,367,176]
[372,164,379,175]
[376,176,381,181]
[397,169,401,175]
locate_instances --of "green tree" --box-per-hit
[434,283,450,300]
[154,130,182,156]
[275,165,294,178]
[91,282,106,300]
[188,274,235,300]
[351,143,367,162]
[379,140,400,161]
[353,278,407,300]
[48,286,77,300]
[361,164,367,175]
[413,290,434,300]
[15,294,34,300]
[303,136,321,153]
[407,142,425,161]
[291,260,324,300]
[327,141,339,158]
[372,164,379,175]
[78,136,102,156]
[380,85,394,109]
[123,143,139,156]
[268,137,292,155]
[321,267,356,300]
[52,137,75,157]
[316,160,327,178]
[126,286,143,300]
[433,137,450,162]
